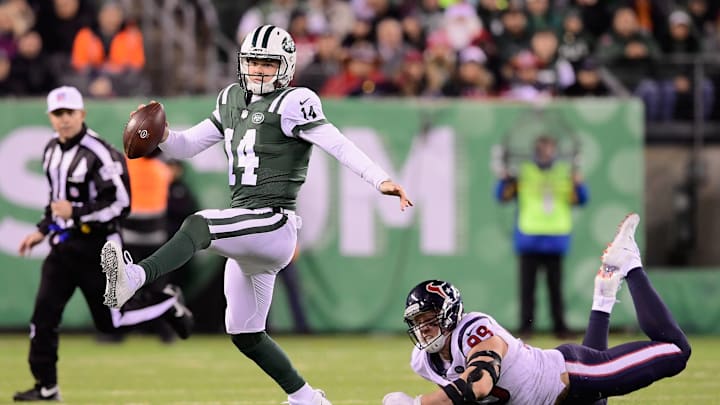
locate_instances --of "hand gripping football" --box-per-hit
[123,102,166,159]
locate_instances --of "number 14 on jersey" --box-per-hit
[224,128,259,186]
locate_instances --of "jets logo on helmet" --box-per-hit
[238,25,297,95]
[282,36,296,53]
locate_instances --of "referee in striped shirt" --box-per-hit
[14,86,193,402]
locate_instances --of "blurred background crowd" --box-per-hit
[1,0,720,122]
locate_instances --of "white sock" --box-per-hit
[592,275,619,313]
[620,258,643,277]
[129,263,147,288]
[592,292,616,313]
[288,383,314,404]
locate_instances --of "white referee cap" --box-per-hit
[47,86,84,112]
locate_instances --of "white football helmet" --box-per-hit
[238,25,297,95]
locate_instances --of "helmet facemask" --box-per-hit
[237,53,289,95]
[406,310,450,353]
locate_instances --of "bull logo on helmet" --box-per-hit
[426,281,448,299]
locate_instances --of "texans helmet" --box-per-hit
[238,25,297,94]
[404,280,464,353]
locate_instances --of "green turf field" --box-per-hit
[0,333,717,404]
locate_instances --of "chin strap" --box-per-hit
[244,89,253,106]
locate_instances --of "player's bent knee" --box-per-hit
[674,333,692,364]
[666,341,691,378]
[231,332,266,352]
[179,215,211,249]
[679,341,692,368]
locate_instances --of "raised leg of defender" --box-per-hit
[582,277,612,405]
[581,214,638,350]
[602,214,690,353]
[558,214,691,402]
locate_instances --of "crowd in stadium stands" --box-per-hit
[0,0,146,97]
[2,0,719,121]
[240,0,720,121]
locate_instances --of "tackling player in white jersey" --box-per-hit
[101,25,412,405]
[384,214,690,405]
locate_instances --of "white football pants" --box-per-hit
[196,207,300,334]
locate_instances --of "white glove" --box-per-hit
[382,392,422,405]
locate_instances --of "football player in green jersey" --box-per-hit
[101,25,412,404]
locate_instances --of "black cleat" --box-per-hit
[162,284,194,339]
[13,384,61,401]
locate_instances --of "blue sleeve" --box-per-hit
[495,178,517,203]
[574,182,589,205]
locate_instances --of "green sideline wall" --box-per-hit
[0,97,717,333]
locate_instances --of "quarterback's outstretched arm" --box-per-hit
[299,124,412,210]
[299,123,389,190]
[277,87,412,210]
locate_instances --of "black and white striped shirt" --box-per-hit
[38,124,130,238]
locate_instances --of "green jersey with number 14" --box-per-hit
[209,84,328,210]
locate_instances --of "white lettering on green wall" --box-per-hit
[297,127,456,256]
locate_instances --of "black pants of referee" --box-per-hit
[27,234,175,387]
[518,252,569,334]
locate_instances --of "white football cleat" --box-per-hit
[310,389,332,405]
[101,241,144,308]
[601,213,642,278]
[286,389,332,405]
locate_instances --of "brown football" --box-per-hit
[123,102,166,159]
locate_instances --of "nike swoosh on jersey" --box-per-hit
[299,98,310,105]
[40,386,59,397]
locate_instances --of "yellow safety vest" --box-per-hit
[517,161,573,235]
